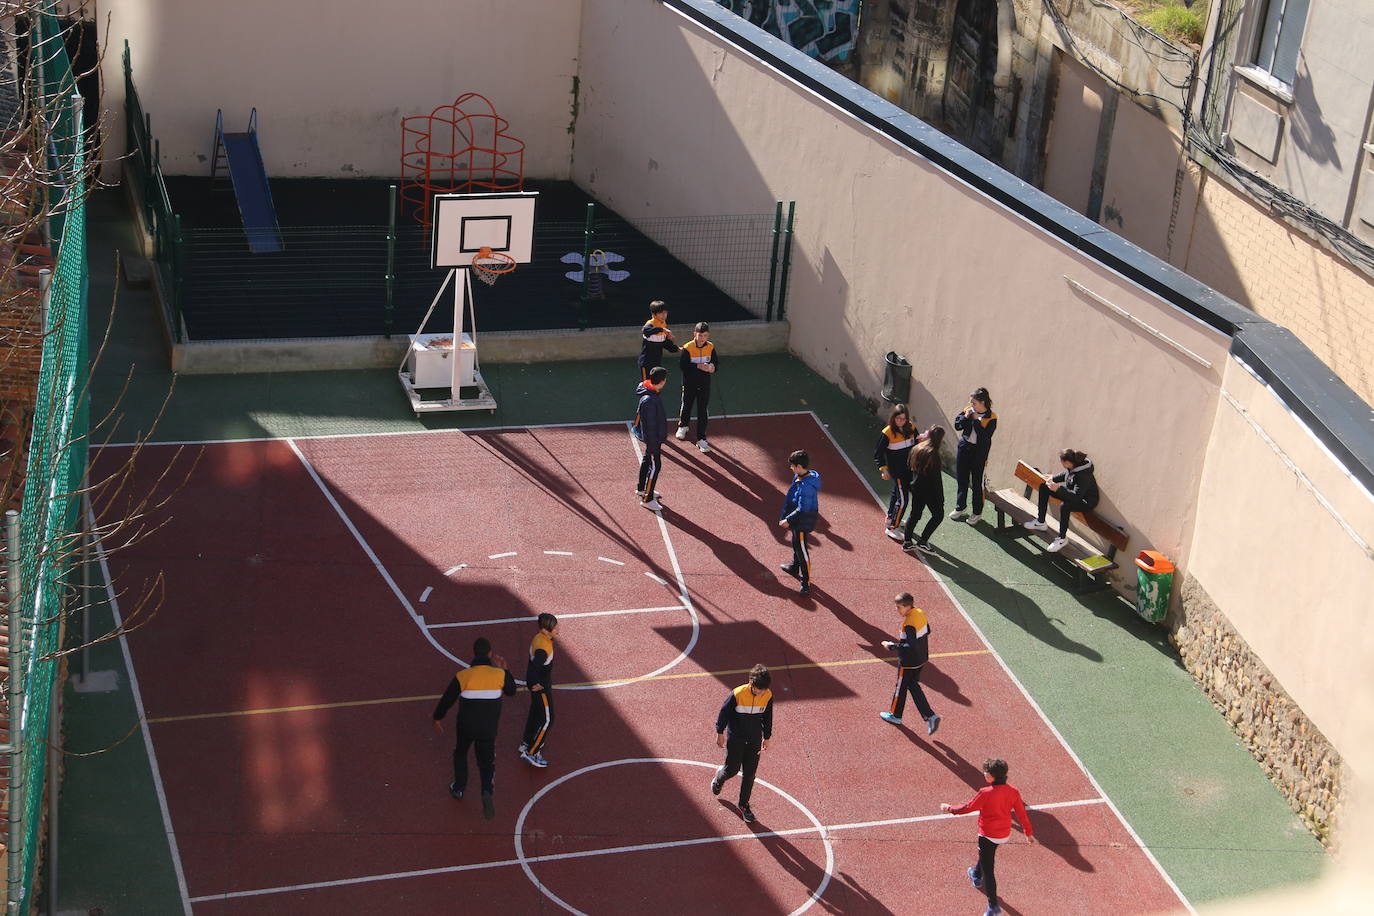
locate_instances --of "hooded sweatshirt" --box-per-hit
[780,469,821,532]
[635,379,668,447]
[1051,459,1099,509]
[953,407,997,456]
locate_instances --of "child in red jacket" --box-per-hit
[941,758,1035,916]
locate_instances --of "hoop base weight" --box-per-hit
[397,367,498,415]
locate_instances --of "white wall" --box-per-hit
[574,0,1230,582]
[103,0,581,178]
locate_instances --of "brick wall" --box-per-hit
[1185,174,1374,404]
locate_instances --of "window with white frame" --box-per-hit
[1252,0,1310,86]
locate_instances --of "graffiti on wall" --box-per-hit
[717,1,861,62]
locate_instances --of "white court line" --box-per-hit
[102,411,813,448]
[812,413,1195,914]
[286,439,464,669]
[91,511,193,916]
[187,796,1106,903]
[488,551,517,560]
[544,550,573,556]
[426,605,688,629]
[643,571,668,585]
[418,586,433,603]
[443,564,467,576]
[597,556,625,566]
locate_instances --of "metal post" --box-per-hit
[172,214,185,342]
[384,184,397,339]
[45,678,57,916]
[577,203,595,331]
[77,495,89,683]
[5,508,25,914]
[765,200,783,322]
[776,201,796,320]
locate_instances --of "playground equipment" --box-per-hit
[399,191,537,414]
[211,109,283,253]
[400,94,524,227]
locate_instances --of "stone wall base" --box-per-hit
[1171,575,1344,847]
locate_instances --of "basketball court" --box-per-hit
[95,412,1192,915]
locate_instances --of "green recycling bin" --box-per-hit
[1134,550,1174,623]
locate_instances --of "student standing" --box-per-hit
[637,299,678,380]
[675,321,718,452]
[1023,448,1099,553]
[711,664,774,824]
[778,449,821,596]
[519,613,559,769]
[950,387,997,525]
[431,637,518,821]
[879,592,941,734]
[941,758,1036,916]
[873,403,917,540]
[635,366,669,510]
[902,426,947,554]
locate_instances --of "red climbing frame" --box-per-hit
[400,93,525,227]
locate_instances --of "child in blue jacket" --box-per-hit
[778,449,821,595]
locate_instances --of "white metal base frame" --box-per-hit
[397,367,498,414]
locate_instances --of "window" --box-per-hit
[1253,0,1310,86]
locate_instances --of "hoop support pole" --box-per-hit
[765,200,782,321]
[397,268,454,374]
[384,184,397,339]
[578,203,595,331]
[777,200,795,321]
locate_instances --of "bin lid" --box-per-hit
[1135,549,1174,574]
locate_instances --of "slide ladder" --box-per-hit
[211,109,283,253]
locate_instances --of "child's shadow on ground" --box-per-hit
[1024,808,1095,873]
[810,588,890,656]
[923,661,972,707]
[664,506,793,596]
[896,734,985,787]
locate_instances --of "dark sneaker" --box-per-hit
[779,563,799,577]
[740,805,755,823]
[481,793,496,821]
[915,540,936,554]
[710,776,723,796]
[967,866,982,889]
[799,583,810,596]
[902,540,918,551]
[927,713,942,736]
[449,783,463,800]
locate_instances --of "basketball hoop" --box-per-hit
[471,247,517,286]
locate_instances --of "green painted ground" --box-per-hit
[56,190,1327,913]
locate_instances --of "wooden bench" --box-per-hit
[985,460,1129,591]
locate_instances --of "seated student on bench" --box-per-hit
[1023,449,1099,553]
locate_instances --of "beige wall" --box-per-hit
[102,0,581,178]
[1189,357,1374,775]
[1041,54,1103,217]
[575,0,1231,587]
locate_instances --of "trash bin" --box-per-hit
[882,351,911,404]
[1134,550,1174,623]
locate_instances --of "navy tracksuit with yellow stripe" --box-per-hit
[874,424,917,527]
[433,656,517,795]
[713,683,774,807]
[521,630,556,754]
[677,338,718,439]
[888,606,936,723]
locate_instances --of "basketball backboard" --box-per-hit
[430,191,537,269]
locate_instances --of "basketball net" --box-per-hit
[472,246,517,286]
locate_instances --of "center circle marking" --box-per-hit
[513,758,835,916]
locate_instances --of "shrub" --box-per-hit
[1141,2,1207,46]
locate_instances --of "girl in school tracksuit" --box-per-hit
[873,403,917,539]
[1024,449,1100,553]
[903,426,946,553]
[951,387,996,525]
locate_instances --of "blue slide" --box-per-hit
[212,109,283,253]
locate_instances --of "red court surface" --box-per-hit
[98,413,1189,915]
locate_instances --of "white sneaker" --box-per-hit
[1023,519,1049,531]
[965,513,981,526]
[697,439,712,453]
[1047,537,1068,553]
[641,498,664,511]
[949,509,969,521]
[675,426,690,440]
[885,528,904,542]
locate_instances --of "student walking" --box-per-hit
[879,592,941,734]
[778,449,821,596]
[519,613,559,768]
[1023,448,1099,552]
[711,664,774,824]
[902,426,946,554]
[635,366,669,510]
[432,637,518,820]
[941,758,1036,916]
[950,387,997,525]
[873,403,917,539]
[637,299,678,380]
[675,321,718,452]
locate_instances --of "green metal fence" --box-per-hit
[2,5,89,913]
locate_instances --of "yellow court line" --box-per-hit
[146,649,990,725]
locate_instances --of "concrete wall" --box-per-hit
[102,0,581,178]
[575,0,1231,587]
[1187,356,1374,778]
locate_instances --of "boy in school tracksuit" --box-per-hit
[951,388,997,524]
[711,664,774,824]
[519,613,558,768]
[432,637,518,820]
[635,367,669,510]
[778,449,821,595]
[675,321,718,452]
[879,593,941,735]
[638,300,679,379]
[941,758,1036,916]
